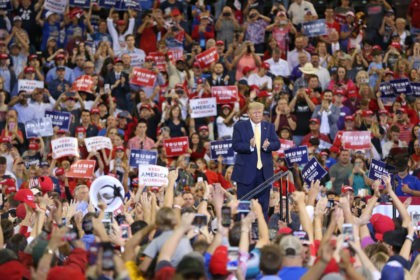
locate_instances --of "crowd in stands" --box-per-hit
[0,0,420,279]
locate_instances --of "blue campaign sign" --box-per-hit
[390,78,412,96]
[301,158,327,184]
[25,117,54,138]
[115,0,142,11]
[284,146,309,167]
[302,19,327,37]
[368,159,389,182]
[129,149,157,168]
[98,0,117,9]
[379,82,395,98]
[210,139,234,159]
[44,110,71,131]
[69,0,91,8]
[0,0,12,10]
[411,82,420,97]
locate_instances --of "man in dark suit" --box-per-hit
[231,102,280,218]
[104,58,130,111]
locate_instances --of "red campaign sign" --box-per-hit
[130,68,157,87]
[163,136,189,157]
[195,47,219,68]
[277,139,295,154]
[168,47,184,64]
[66,159,96,179]
[149,52,167,72]
[341,131,371,150]
[72,75,94,93]
[211,86,239,104]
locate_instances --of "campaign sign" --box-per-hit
[25,118,54,138]
[168,47,184,64]
[341,131,371,150]
[190,98,217,118]
[138,164,168,187]
[72,75,94,93]
[69,0,90,8]
[98,0,116,8]
[163,136,189,157]
[115,0,142,11]
[130,68,157,87]
[84,136,113,152]
[368,159,389,182]
[44,0,67,13]
[210,139,234,159]
[51,137,79,159]
[277,139,295,154]
[66,160,96,179]
[302,19,327,37]
[18,79,44,93]
[379,82,395,98]
[195,47,219,68]
[211,86,238,104]
[390,78,412,96]
[45,110,71,131]
[411,82,420,97]
[0,0,12,10]
[284,146,309,167]
[301,158,328,184]
[129,149,157,168]
[148,52,167,72]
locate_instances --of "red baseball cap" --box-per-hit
[341,185,354,194]
[261,62,270,70]
[242,66,253,75]
[75,126,86,133]
[216,40,224,46]
[370,213,395,241]
[29,143,39,150]
[117,19,126,26]
[0,53,8,59]
[209,246,229,276]
[90,108,100,114]
[309,118,320,124]
[390,41,401,50]
[14,189,36,209]
[1,178,16,195]
[55,168,65,176]
[38,176,53,194]
[24,66,35,74]
[55,53,65,60]
[115,145,125,151]
[171,8,181,17]
[198,125,209,131]
[344,115,355,121]
[362,110,373,117]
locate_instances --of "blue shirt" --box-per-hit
[278,266,308,280]
[395,174,420,196]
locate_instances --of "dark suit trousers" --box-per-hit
[236,169,270,220]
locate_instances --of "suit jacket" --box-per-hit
[311,104,340,140]
[231,120,280,185]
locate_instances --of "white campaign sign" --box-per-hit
[84,136,113,152]
[44,0,66,13]
[18,79,44,93]
[138,164,168,187]
[51,137,79,159]
[190,98,217,118]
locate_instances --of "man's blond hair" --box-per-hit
[248,102,264,111]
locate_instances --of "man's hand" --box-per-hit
[250,137,256,148]
[262,139,270,150]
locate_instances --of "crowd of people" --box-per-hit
[0,0,420,279]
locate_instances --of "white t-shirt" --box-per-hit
[247,73,272,90]
[265,58,290,77]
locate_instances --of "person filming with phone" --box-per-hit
[232,102,280,218]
